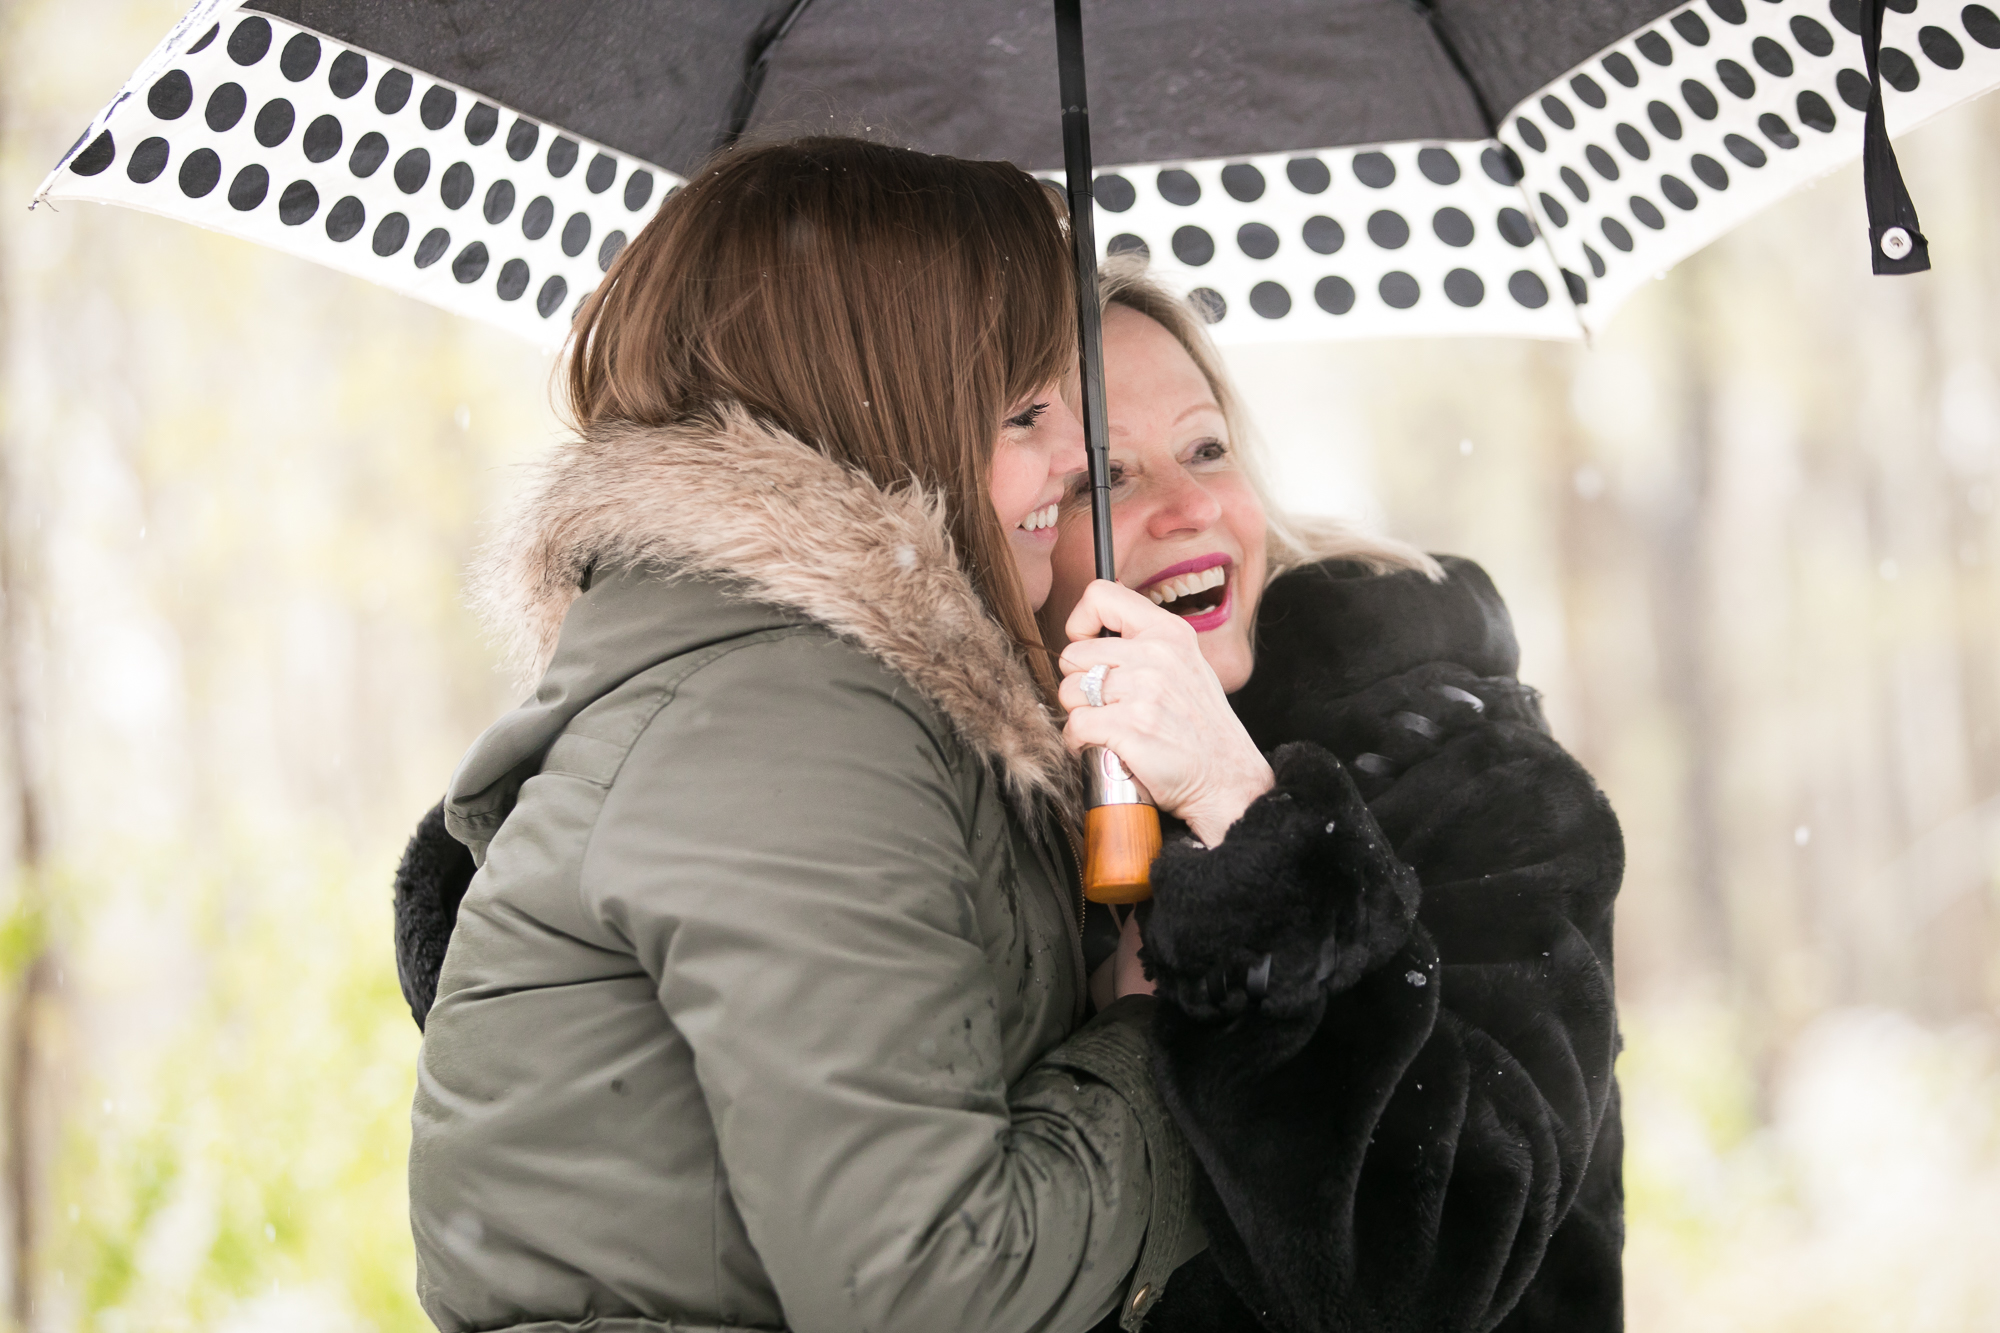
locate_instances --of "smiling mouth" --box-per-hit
[1017,502,1059,533]
[1146,565,1228,617]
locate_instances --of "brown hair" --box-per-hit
[566,136,1075,697]
[1095,254,1442,582]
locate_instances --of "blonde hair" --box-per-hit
[1095,253,1442,583]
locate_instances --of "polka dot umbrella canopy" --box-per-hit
[32,0,2000,350]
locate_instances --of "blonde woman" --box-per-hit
[1040,257,1627,1333]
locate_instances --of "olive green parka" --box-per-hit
[410,409,1201,1333]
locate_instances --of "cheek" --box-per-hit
[987,442,1036,523]
[1089,493,1167,581]
[1049,516,1095,599]
[1221,486,1268,581]
[1222,486,1267,691]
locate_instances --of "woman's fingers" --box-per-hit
[1055,578,1274,845]
[1061,697,1157,752]
[1057,642,1180,678]
[1063,579,1196,646]
[1054,636,1138,676]
[1060,681,1173,772]
[1058,669,1125,714]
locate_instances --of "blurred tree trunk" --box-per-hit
[1657,278,1734,986]
[1926,131,2000,1016]
[0,638,47,1333]
[0,346,50,1333]
[0,0,53,1316]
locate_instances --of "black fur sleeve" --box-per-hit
[393,800,478,1031]
[1141,618,1624,1333]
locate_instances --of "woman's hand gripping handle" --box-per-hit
[1059,580,1274,859]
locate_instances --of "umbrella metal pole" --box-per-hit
[1055,0,1159,905]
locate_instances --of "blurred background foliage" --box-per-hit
[2,1,1997,1330]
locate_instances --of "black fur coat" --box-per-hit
[393,555,1623,1333]
[1123,555,1624,1333]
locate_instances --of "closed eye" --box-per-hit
[1006,401,1049,430]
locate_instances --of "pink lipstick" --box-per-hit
[1136,554,1234,633]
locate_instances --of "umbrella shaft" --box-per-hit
[1054,0,1116,586]
[1059,1,1157,908]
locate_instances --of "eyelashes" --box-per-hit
[1065,464,1125,502]
[1006,401,1049,430]
[1061,437,1230,504]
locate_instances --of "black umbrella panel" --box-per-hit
[36,1,2000,352]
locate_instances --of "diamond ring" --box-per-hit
[1081,663,1110,709]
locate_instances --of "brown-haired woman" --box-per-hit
[403,138,1205,1333]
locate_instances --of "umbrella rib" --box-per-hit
[716,0,823,153]
[1410,1,1498,135]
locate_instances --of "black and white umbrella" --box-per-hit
[33,1,2000,351]
[34,0,1996,898]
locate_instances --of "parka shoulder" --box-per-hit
[467,406,1075,813]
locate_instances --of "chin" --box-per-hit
[1019,568,1053,616]
[1202,635,1255,695]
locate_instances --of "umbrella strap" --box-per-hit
[1860,0,1931,274]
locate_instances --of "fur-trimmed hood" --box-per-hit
[470,406,1073,809]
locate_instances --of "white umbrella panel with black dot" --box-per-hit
[1074,0,2000,344]
[36,0,665,348]
[34,0,2000,349]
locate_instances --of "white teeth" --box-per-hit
[1019,502,1059,532]
[1146,565,1228,606]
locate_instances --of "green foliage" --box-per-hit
[1620,1003,2000,1332]
[51,831,425,1332]
[1618,1000,1780,1266]
[0,886,47,981]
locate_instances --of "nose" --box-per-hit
[1046,394,1088,480]
[1146,466,1223,540]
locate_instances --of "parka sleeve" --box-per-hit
[580,632,1198,1333]
[1139,661,1623,1333]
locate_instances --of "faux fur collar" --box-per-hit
[472,407,1075,810]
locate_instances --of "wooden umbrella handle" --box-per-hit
[1084,804,1160,904]
[1081,745,1159,903]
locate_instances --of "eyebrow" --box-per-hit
[1108,400,1225,438]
